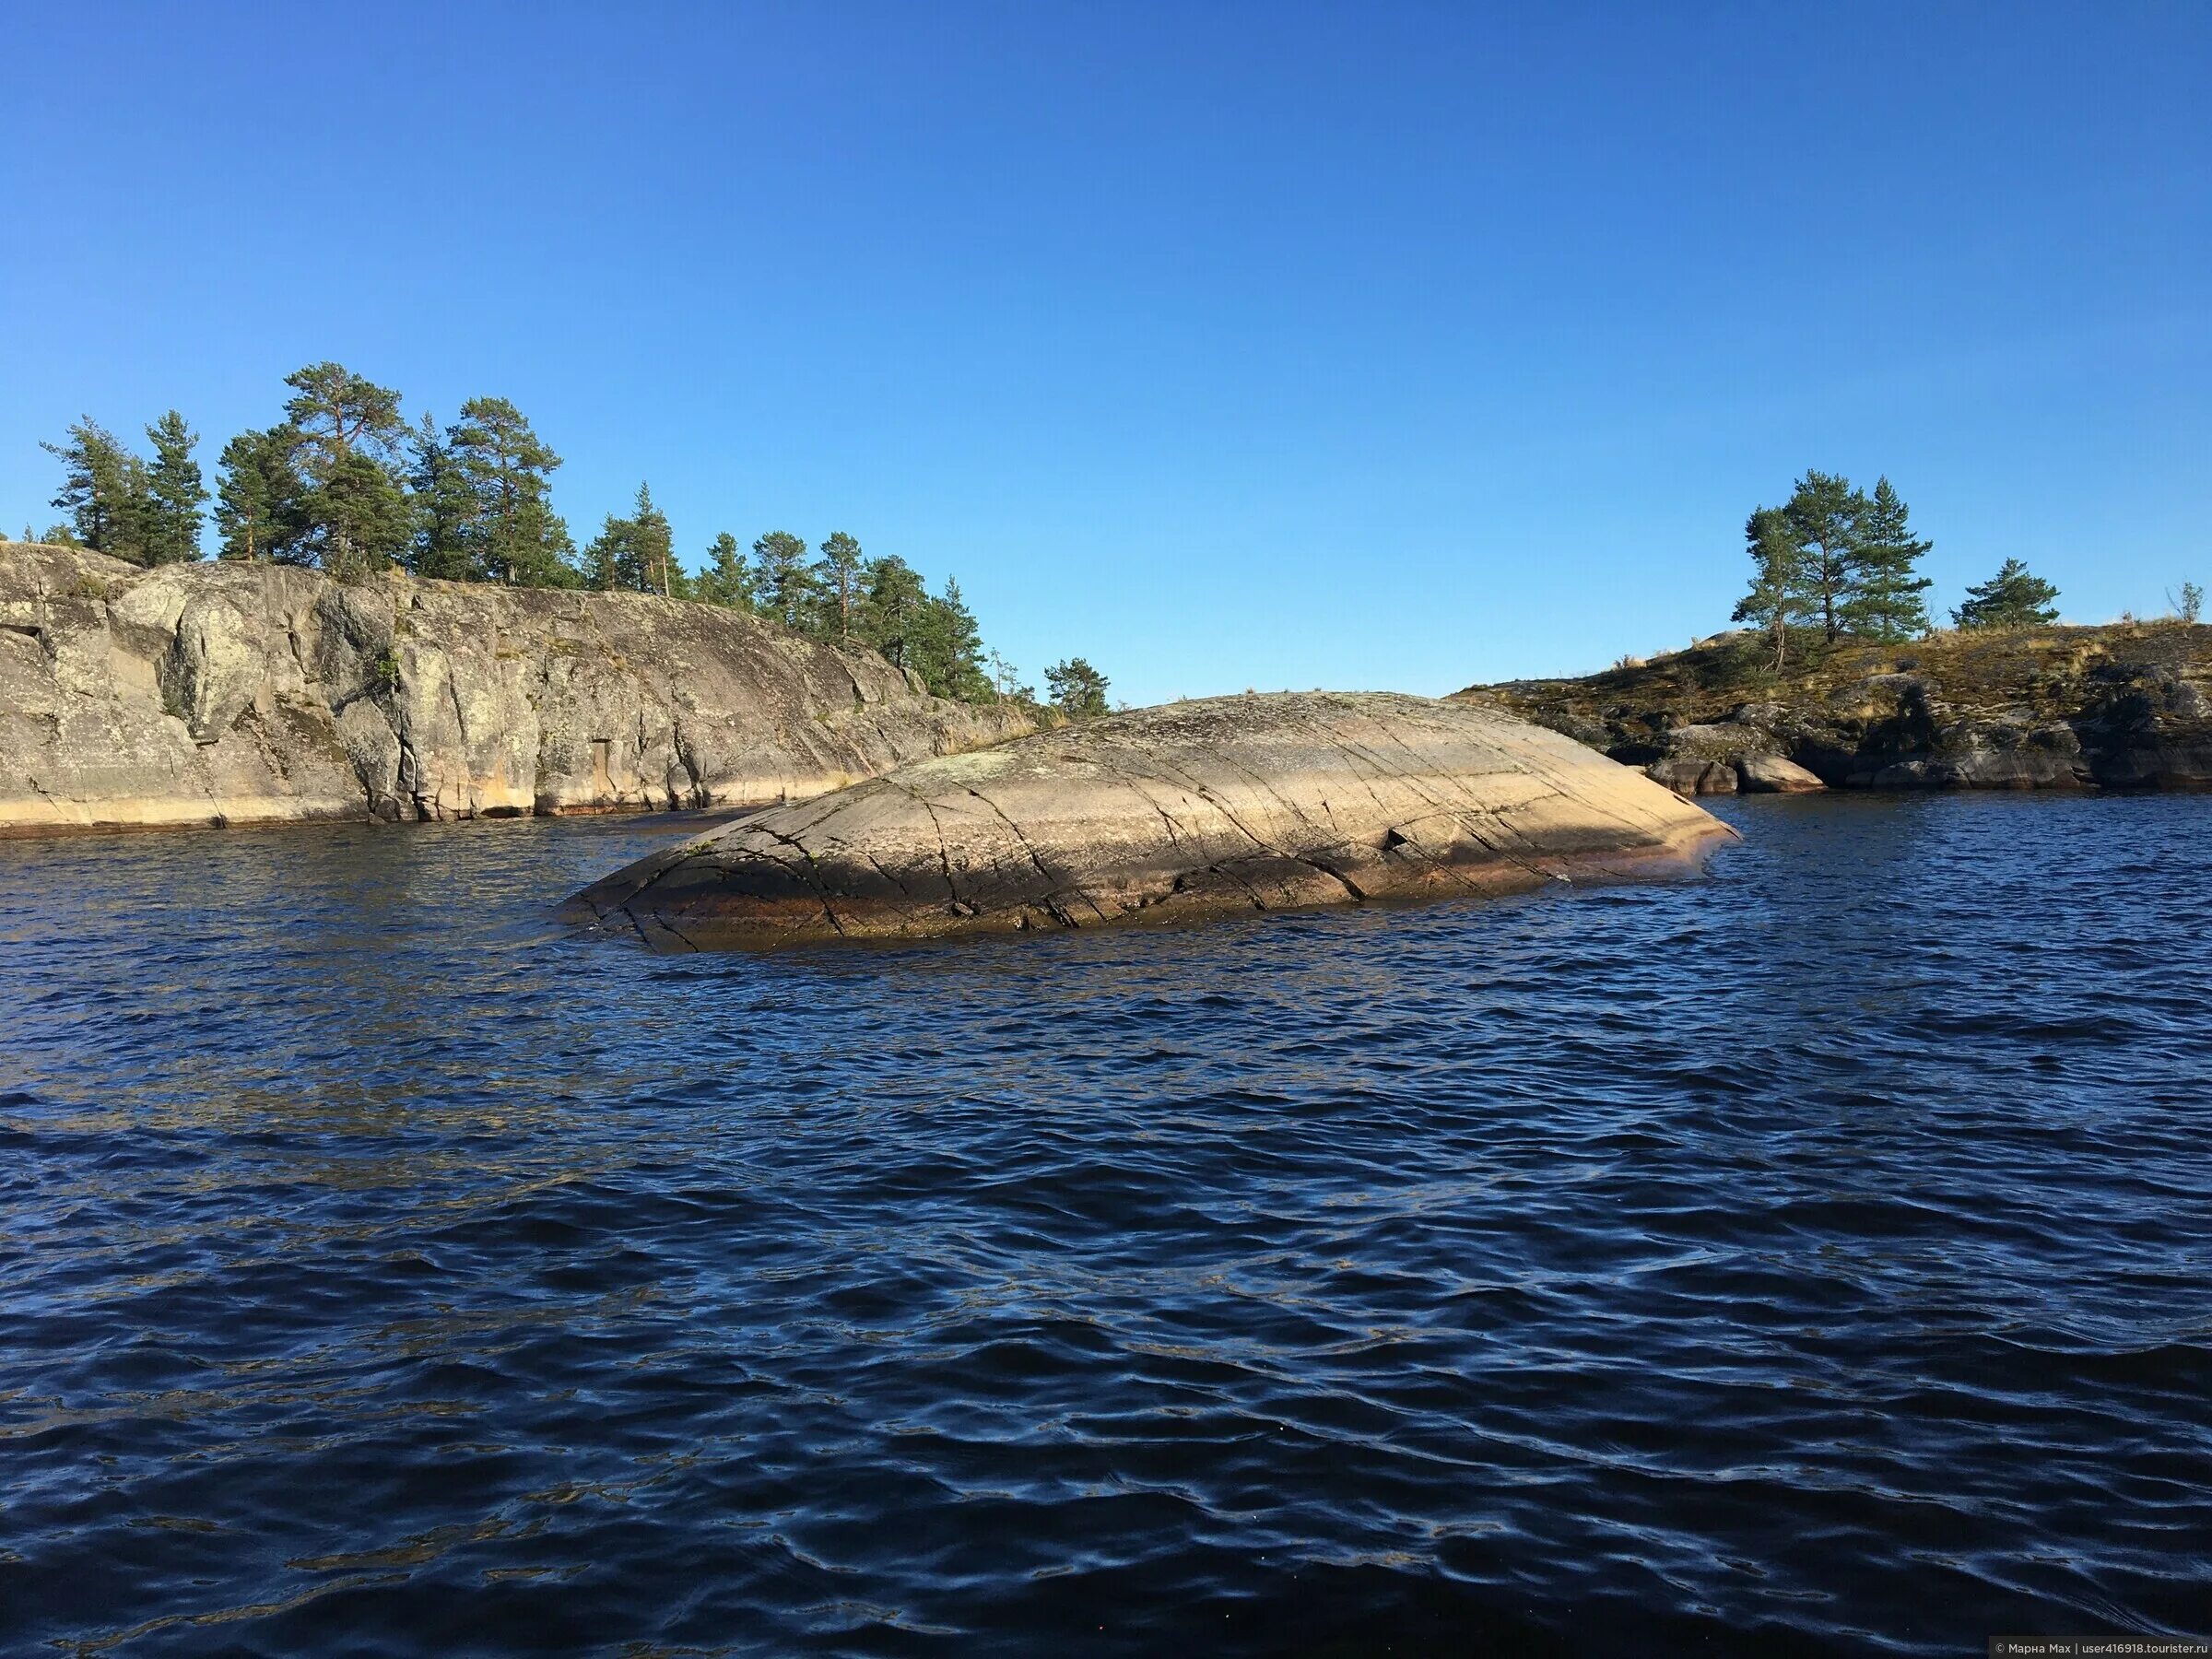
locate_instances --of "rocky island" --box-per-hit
[1461,622,2212,794]
[565,690,1735,947]
[0,540,1031,833]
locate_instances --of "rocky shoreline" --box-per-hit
[1459,623,2212,794]
[566,691,1735,947]
[0,541,1032,834]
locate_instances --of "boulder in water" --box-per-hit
[567,691,1737,947]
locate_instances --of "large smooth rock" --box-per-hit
[0,541,1031,833]
[1735,753,1826,794]
[568,691,1738,947]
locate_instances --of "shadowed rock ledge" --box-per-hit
[0,541,1032,833]
[565,691,1737,947]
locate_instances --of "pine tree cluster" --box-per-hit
[28,363,1112,712]
[1731,471,1935,668]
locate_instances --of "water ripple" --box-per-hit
[2,794,2209,1653]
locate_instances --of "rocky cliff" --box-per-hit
[0,541,1033,833]
[567,690,1735,947]
[1459,623,2212,794]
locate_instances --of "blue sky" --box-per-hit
[3,3,2206,705]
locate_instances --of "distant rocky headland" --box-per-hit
[1459,623,2212,794]
[566,691,1735,947]
[0,541,1031,833]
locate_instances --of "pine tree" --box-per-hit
[214,426,306,562]
[1840,477,1933,641]
[1044,657,1111,717]
[859,554,928,668]
[695,533,758,609]
[447,396,573,587]
[1731,506,1813,670]
[1952,559,2060,629]
[814,531,865,640]
[582,512,632,591]
[629,484,682,596]
[282,362,409,575]
[312,450,413,576]
[911,576,990,700]
[749,531,815,630]
[1783,470,1865,643]
[406,413,475,580]
[139,411,206,565]
[41,418,147,560]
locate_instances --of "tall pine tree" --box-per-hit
[912,576,990,700]
[630,484,680,595]
[282,362,409,574]
[695,533,758,609]
[41,418,147,560]
[447,397,573,587]
[749,532,815,630]
[215,426,305,562]
[1840,477,1932,641]
[814,531,865,640]
[1783,470,1865,643]
[859,555,928,669]
[406,412,475,579]
[140,412,206,565]
[1731,506,1813,670]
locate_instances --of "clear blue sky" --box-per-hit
[4,3,2206,705]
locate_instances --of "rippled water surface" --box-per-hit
[4,794,2209,1655]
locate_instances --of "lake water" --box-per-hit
[2,794,2207,1655]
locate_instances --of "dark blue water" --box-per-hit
[3,794,2208,1656]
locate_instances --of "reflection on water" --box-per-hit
[2,794,2209,1655]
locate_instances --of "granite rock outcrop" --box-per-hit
[0,541,1032,833]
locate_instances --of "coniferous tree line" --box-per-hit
[1732,470,2069,669]
[27,362,1112,714]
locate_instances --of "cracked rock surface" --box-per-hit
[566,690,1737,947]
[0,542,1032,833]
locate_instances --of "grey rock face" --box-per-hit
[0,542,1032,833]
[568,691,1737,947]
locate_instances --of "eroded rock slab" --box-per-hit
[568,691,1737,947]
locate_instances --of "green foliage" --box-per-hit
[27,363,1080,712]
[215,426,306,562]
[1783,470,1864,643]
[906,576,992,701]
[141,411,206,564]
[1724,470,1935,653]
[406,413,475,580]
[858,554,928,668]
[309,450,413,577]
[695,533,758,610]
[1045,656,1111,718]
[282,362,410,574]
[814,531,866,640]
[1840,477,1933,641]
[1952,559,2060,629]
[1731,506,1812,669]
[449,397,575,587]
[750,531,816,630]
[582,484,681,595]
[41,418,147,560]
[2174,581,2203,625]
